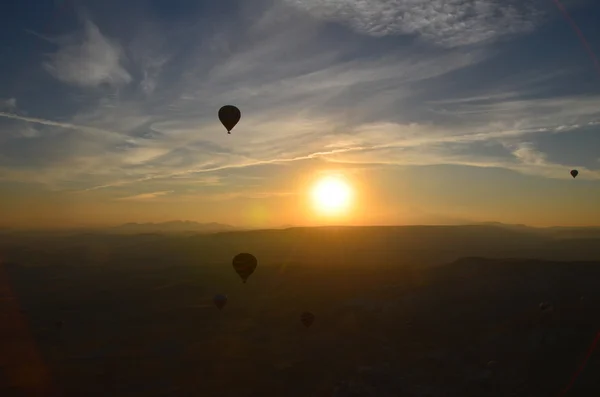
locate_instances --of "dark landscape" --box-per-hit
[2,224,600,397]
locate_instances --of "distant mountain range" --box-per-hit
[106,221,241,234]
[475,221,600,238]
[3,221,600,237]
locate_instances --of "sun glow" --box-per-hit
[311,175,352,215]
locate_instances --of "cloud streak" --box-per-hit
[0,111,126,139]
[116,191,173,201]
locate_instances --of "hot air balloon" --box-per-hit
[539,301,554,314]
[570,169,578,178]
[213,294,228,310]
[218,105,241,134]
[232,253,257,283]
[300,311,315,328]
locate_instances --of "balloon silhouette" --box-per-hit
[213,294,228,310]
[300,311,315,328]
[218,105,241,134]
[570,169,578,178]
[539,301,554,314]
[232,253,257,283]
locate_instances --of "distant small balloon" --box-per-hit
[301,311,315,328]
[213,294,228,310]
[218,105,241,134]
[570,169,578,178]
[232,253,258,283]
[539,301,554,314]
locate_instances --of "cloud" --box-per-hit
[113,188,289,204]
[510,141,546,165]
[116,191,173,201]
[175,191,296,202]
[429,96,600,135]
[70,104,153,136]
[500,141,593,179]
[0,98,17,112]
[0,111,126,139]
[21,6,494,193]
[283,0,544,47]
[321,123,600,180]
[70,98,600,192]
[4,0,599,196]
[140,56,169,95]
[128,24,172,96]
[42,19,131,88]
[14,124,41,139]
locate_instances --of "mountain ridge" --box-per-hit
[107,221,241,234]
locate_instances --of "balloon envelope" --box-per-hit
[213,294,228,310]
[570,169,578,178]
[301,311,315,328]
[539,301,554,314]
[232,253,258,283]
[218,105,241,133]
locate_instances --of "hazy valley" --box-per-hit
[2,225,600,396]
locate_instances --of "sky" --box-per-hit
[1,0,600,229]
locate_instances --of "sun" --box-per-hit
[311,175,352,215]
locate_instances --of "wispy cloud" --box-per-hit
[283,0,544,47]
[509,141,546,165]
[14,124,41,139]
[500,141,599,179]
[140,56,169,95]
[430,96,600,130]
[174,191,296,202]
[0,98,17,112]
[322,122,600,180]
[3,0,599,197]
[42,19,131,88]
[128,23,172,96]
[80,116,595,192]
[0,111,126,139]
[116,190,173,201]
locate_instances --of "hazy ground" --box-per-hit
[1,225,600,396]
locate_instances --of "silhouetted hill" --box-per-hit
[107,221,240,234]
[3,224,600,269]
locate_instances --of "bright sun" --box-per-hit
[311,175,352,215]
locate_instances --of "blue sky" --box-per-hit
[1,0,600,228]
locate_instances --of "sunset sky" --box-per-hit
[1,0,600,229]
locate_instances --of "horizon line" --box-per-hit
[3,221,600,233]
